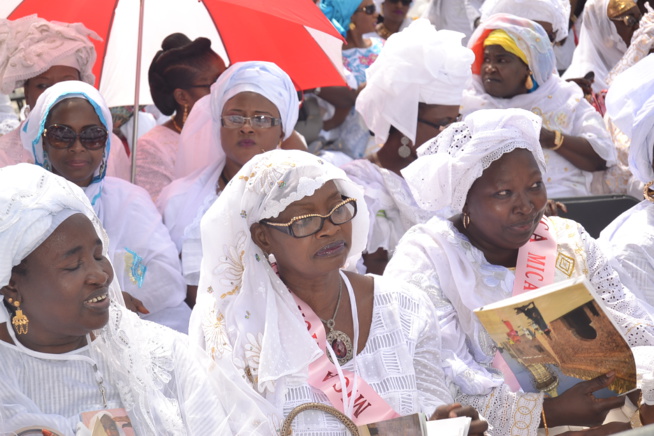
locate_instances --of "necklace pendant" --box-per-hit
[326,329,353,365]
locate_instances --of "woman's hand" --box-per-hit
[544,199,568,216]
[430,403,488,436]
[641,403,654,425]
[544,372,626,428]
[122,291,149,315]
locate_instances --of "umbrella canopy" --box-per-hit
[1,0,346,107]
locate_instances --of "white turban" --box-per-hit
[0,163,101,289]
[605,54,654,184]
[210,61,299,141]
[0,15,100,94]
[480,0,571,41]
[356,19,474,145]
[402,108,545,213]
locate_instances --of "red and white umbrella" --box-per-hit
[2,0,347,107]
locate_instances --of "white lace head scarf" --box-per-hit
[605,54,654,184]
[480,0,571,41]
[190,149,369,400]
[355,19,474,145]
[0,164,274,435]
[20,80,112,206]
[0,15,99,94]
[469,13,556,87]
[402,108,545,213]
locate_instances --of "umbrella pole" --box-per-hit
[130,0,146,183]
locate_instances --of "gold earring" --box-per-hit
[463,212,471,229]
[182,104,189,124]
[11,300,29,335]
[525,73,534,91]
[644,181,654,202]
[349,22,356,31]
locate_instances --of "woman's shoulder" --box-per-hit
[157,162,220,212]
[600,200,654,244]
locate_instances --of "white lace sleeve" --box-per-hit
[581,226,654,346]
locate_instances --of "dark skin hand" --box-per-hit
[362,248,389,275]
[542,372,626,428]
[642,403,654,425]
[539,128,607,172]
[430,403,488,436]
[122,291,149,315]
[560,422,631,435]
[544,199,568,217]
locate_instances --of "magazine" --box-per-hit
[357,413,470,435]
[79,408,135,436]
[474,276,636,398]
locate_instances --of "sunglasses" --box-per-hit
[356,4,376,15]
[387,0,412,5]
[610,14,640,29]
[43,124,108,150]
[418,114,462,131]
[261,197,357,238]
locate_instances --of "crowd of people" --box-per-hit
[1,0,654,435]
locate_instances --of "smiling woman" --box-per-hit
[0,164,275,435]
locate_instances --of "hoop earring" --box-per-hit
[398,136,412,159]
[11,300,29,335]
[525,73,534,91]
[182,104,189,124]
[462,212,471,229]
[644,181,654,202]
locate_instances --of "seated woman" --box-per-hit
[461,13,616,198]
[601,54,654,312]
[20,81,190,332]
[0,164,274,435]
[189,149,487,435]
[135,33,226,201]
[343,18,474,274]
[0,15,130,179]
[157,61,299,307]
[385,108,654,435]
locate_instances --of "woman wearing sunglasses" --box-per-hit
[19,80,191,334]
[376,0,413,40]
[462,13,615,198]
[189,149,488,435]
[341,19,474,274]
[157,61,298,308]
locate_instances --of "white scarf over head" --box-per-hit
[402,108,545,214]
[605,54,654,184]
[173,61,299,178]
[20,80,112,206]
[562,0,629,92]
[355,18,474,145]
[480,0,571,41]
[0,15,99,94]
[190,149,369,400]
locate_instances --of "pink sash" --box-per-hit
[291,292,401,425]
[492,218,558,391]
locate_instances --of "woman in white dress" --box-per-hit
[385,108,654,435]
[20,80,190,333]
[190,149,487,435]
[0,164,275,435]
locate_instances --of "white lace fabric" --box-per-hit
[134,125,180,201]
[479,0,571,41]
[385,215,654,435]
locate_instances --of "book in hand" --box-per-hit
[474,277,636,398]
[79,408,135,436]
[357,413,470,436]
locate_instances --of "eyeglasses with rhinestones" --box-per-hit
[43,124,108,150]
[260,197,358,238]
[221,115,283,129]
[355,4,377,15]
[387,0,412,6]
[418,114,462,131]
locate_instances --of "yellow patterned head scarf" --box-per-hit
[607,0,638,19]
[483,29,530,67]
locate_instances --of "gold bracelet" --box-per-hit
[541,408,550,436]
[552,130,564,151]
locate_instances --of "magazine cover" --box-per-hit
[475,277,636,398]
[79,408,135,436]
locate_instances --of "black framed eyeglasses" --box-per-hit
[610,14,640,29]
[261,197,357,238]
[221,115,282,129]
[356,4,376,15]
[418,114,462,131]
[43,124,108,150]
[387,0,412,6]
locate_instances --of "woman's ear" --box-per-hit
[0,278,20,303]
[250,223,273,255]
[172,88,192,108]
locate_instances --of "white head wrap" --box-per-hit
[20,80,112,205]
[0,15,99,94]
[0,163,276,435]
[469,13,557,87]
[190,149,369,398]
[355,19,474,145]
[480,0,571,41]
[605,54,654,184]
[402,108,545,213]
